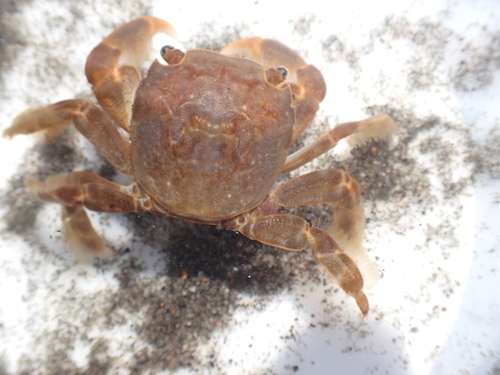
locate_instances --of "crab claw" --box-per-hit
[84,16,178,132]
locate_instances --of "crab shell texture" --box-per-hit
[4,16,397,316]
[133,50,295,220]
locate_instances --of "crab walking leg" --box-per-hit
[221,38,326,141]
[224,213,369,315]
[85,16,177,131]
[270,169,365,252]
[25,172,153,261]
[281,113,397,174]
[4,99,132,174]
[61,204,110,262]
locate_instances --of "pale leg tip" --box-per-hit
[24,177,45,194]
[347,113,398,148]
[356,292,369,317]
[62,205,114,264]
[66,240,115,265]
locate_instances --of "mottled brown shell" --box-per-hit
[131,50,295,219]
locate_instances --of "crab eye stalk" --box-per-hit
[265,66,289,86]
[160,45,185,65]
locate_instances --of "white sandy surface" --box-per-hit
[0,0,499,374]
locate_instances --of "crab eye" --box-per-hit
[160,45,174,56]
[265,66,289,86]
[276,66,289,80]
[160,45,185,65]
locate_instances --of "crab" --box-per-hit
[4,16,396,316]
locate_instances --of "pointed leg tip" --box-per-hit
[98,246,115,258]
[3,129,13,138]
[356,292,369,317]
[67,241,115,265]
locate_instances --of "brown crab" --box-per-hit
[4,16,396,315]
